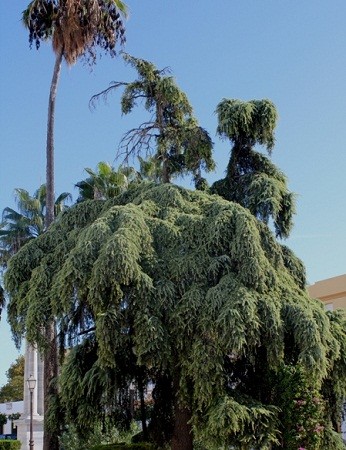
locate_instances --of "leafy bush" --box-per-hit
[0,441,21,450]
[90,444,156,450]
[0,414,7,427]
[60,422,142,450]
[273,364,325,449]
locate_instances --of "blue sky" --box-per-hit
[0,1,345,385]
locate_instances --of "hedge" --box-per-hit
[90,443,156,450]
[0,441,21,450]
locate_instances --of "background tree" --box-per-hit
[75,161,141,201]
[0,184,70,450]
[4,182,345,450]
[211,99,295,239]
[0,185,71,266]
[0,413,7,431]
[0,356,25,403]
[91,54,215,186]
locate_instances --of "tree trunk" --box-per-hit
[137,374,148,440]
[45,50,63,229]
[43,323,59,450]
[171,404,193,450]
[43,50,63,450]
[162,156,170,183]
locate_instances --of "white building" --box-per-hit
[0,400,23,437]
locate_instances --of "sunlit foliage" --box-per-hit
[4,183,345,448]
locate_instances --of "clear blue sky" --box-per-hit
[0,1,345,385]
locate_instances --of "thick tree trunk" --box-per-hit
[43,50,63,450]
[171,404,193,450]
[45,51,63,229]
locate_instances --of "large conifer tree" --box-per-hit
[4,182,346,450]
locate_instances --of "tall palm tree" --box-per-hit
[22,4,126,448]
[23,0,127,227]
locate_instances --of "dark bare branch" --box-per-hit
[117,122,159,163]
[89,81,129,110]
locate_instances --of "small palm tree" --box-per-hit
[76,161,141,201]
[0,185,71,266]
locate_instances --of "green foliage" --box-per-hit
[195,395,280,449]
[272,364,325,449]
[7,414,21,422]
[216,98,278,151]
[0,414,7,427]
[212,99,295,239]
[90,444,156,450]
[0,185,71,266]
[0,356,24,402]
[4,183,343,448]
[321,309,346,447]
[319,427,346,450]
[23,0,127,65]
[76,162,142,201]
[91,54,215,185]
[60,422,140,450]
[0,442,21,450]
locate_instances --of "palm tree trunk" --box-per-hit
[43,49,63,450]
[46,50,63,228]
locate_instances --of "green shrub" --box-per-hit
[90,444,156,450]
[0,440,21,450]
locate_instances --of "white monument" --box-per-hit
[16,341,44,450]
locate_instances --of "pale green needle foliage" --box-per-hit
[91,55,215,186]
[212,99,294,239]
[4,183,345,448]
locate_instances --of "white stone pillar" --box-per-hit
[18,339,44,450]
[23,341,38,417]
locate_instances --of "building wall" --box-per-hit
[308,274,346,311]
[0,400,23,436]
[308,274,346,442]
